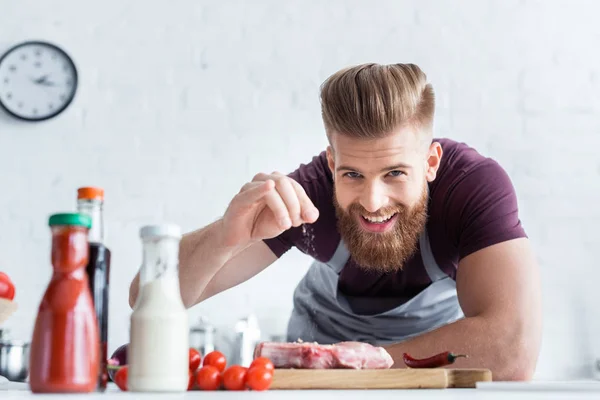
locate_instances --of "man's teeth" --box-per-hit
[363,213,396,223]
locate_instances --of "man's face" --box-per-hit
[327,127,442,272]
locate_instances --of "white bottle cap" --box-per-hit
[139,224,182,239]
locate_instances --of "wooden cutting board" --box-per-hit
[271,368,492,390]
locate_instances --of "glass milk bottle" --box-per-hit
[128,225,189,392]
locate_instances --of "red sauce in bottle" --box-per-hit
[29,213,99,393]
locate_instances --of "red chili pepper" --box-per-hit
[403,351,468,368]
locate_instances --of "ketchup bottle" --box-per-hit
[29,213,99,393]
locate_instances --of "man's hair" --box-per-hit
[320,63,435,142]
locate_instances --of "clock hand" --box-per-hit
[31,75,57,86]
[31,75,48,84]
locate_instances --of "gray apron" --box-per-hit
[286,228,465,345]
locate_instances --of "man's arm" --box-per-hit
[197,240,278,302]
[129,219,278,308]
[129,171,317,309]
[383,237,542,381]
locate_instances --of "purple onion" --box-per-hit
[107,343,128,382]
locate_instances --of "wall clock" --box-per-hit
[0,41,78,122]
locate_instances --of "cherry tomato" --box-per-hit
[0,272,15,301]
[195,365,222,391]
[250,357,274,372]
[114,366,128,391]
[188,370,194,390]
[189,348,202,372]
[222,365,247,391]
[203,351,227,372]
[245,366,273,391]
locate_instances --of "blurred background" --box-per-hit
[1,0,599,381]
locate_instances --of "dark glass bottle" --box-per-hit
[77,187,111,391]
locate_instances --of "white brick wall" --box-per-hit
[1,0,599,380]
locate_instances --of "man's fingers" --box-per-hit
[252,172,270,183]
[240,173,319,228]
[235,180,274,207]
[290,179,319,223]
[273,177,303,227]
[263,189,292,230]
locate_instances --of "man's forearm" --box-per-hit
[129,218,244,308]
[384,315,538,381]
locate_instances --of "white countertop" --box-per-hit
[2,381,600,399]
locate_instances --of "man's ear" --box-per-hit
[425,142,443,182]
[326,146,335,181]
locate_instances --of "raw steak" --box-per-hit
[253,341,394,369]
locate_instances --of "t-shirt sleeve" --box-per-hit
[444,159,528,260]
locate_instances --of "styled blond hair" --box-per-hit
[320,63,434,142]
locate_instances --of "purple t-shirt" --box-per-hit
[263,138,527,309]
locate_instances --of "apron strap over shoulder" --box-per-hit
[419,228,450,282]
[327,239,351,274]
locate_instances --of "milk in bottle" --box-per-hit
[128,224,188,392]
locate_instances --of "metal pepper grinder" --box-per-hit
[230,314,261,367]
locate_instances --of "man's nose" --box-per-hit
[359,182,389,213]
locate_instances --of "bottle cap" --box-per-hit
[77,187,104,201]
[139,224,181,239]
[49,213,92,228]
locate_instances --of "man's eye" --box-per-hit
[343,172,362,179]
[388,170,405,177]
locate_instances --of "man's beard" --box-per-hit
[334,183,429,273]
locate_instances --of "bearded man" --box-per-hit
[129,63,542,381]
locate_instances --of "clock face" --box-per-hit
[0,41,78,121]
